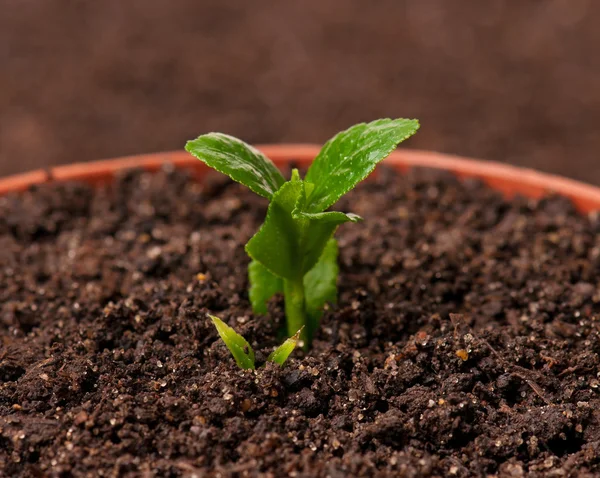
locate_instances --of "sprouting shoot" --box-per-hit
[186,118,419,366]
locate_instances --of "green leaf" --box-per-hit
[245,180,305,280]
[294,210,362,224]
[304,181,315,198]
[209,315,255,370]
[246,179,358,283]
[304,238,339,340]
[305,118,419,212]
[248,260,283,314]
[294,211,359,275]
[185,133,285,199]
[267,328,303,365]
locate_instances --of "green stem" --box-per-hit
[284,278,306,341]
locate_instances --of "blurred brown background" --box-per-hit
[1,1,599,183]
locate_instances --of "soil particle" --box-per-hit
[1,166,600,476]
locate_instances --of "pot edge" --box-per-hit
[1,146,599,213]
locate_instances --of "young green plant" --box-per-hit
[210,315,301,369]
[186,118,419,348]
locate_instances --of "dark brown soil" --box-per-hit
[1,167,600,477]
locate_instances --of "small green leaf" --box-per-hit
[209,315,255,370]
[267,328,303,365]
[248,260,283,314]
[304,238,339,340]
[304,181,315,198]
[185,133,285,199]
[293,211,359,275]
[305,118,419,212]
[245,180,305,280]
[294,210,362,224]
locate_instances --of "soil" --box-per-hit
[2,1,600,184]
[1,166,600,477]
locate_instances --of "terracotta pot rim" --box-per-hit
[1,145,600,213]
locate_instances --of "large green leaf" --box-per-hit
[267,328,302,365]
[248,260,283,314]
[245,180,304,280]
[305,118,419,212]
[304,238,339,341]
[209,315,255,370]
[185,133,285,199]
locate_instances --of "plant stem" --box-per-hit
[284,278,306,341]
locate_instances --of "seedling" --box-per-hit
[187,118,419,349]
[210,315,301,369]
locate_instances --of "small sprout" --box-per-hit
[267,328,303,365]
[209,315,301,369]
[187,119,419,346]
[210,315,255,370]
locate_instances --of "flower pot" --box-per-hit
[2,146,600,212]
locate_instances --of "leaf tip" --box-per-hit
[290,325,304,342]
[408,118,420,131]
[208,314,224,328]
[184,139,195,153]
